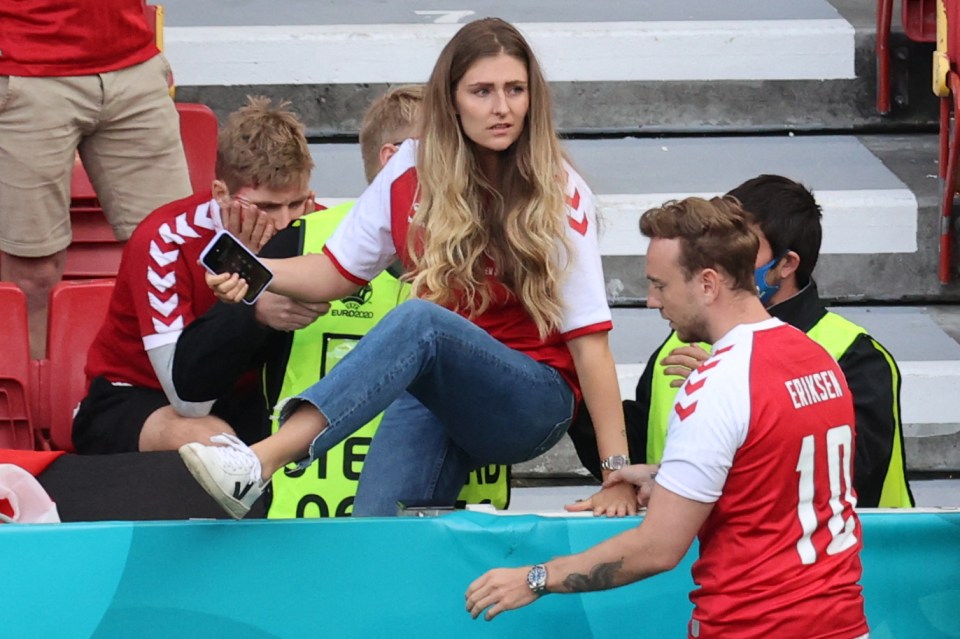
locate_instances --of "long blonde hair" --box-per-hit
[412,18,571,338]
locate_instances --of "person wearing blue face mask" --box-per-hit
[566,174,913,510]
[754,252,786,303]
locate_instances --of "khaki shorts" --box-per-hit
[0,54,192,257]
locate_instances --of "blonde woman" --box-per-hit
[180,17,635,519]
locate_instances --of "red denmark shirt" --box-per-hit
[657,320,868,639]
[0,0,158,76]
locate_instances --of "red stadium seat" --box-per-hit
[176,102,218,193]
[43,279,115,452]
[0,284,35,449]
[934,0,960,282]
[65,101,219,278]
[877,0,938,113]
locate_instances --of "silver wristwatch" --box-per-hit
[600,454,630,471]
[527,564,548,596]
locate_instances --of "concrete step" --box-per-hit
[308,132,960,302]
[514,305,960,477]
[164,0,938,136]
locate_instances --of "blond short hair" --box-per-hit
[215,96,314,193]
[358,85,424,183]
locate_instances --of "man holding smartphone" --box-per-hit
[72,96,324,455]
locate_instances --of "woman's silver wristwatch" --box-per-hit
[600,454,630,471]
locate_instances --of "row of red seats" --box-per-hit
[0,102,218,452]
[0,280,114,452]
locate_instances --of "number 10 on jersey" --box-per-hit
[795,424,859,565]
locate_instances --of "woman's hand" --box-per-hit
[604,464,659,508]
[564,480,637,517]
[205,271,249,304]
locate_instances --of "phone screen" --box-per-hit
[200,230,274,305]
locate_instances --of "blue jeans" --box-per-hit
[279,299,574,516]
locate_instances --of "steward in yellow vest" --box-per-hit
[266,204,509,517]
[569,280,913,508]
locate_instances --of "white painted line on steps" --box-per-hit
[164,19,854,86]
[597,189,917,256]
[316,186,918,258]
[615,361,960,426]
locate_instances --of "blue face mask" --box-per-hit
[754,255,784,304]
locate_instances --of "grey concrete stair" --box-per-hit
[308,133,958,302]
[165,0,938,136]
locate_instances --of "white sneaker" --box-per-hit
[179,433,269,519]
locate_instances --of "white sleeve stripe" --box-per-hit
[143,331,181,351]
[656,459,723,503]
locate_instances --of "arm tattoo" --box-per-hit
[561,558,624,592]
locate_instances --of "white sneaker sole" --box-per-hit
[179,445,251,520]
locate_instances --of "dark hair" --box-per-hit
[726,174,822,285]
[639,196,758,294]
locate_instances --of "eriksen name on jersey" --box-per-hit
[783,369,845,409]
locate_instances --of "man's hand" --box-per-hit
[604,464,660,509]
[661,344,710,388]
[254,291,330,331]
[221,198,275,253]
[564,481,637,517]
[465,567,537,621]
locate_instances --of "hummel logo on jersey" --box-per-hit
[676,400,698,421]
[684,377,706,394]
[233,481,255,501]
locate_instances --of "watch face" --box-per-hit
[527,564,547,592]
[602,455,629,471]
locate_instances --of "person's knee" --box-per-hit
[139,406,235,452]
[1,252,66,302]
[392,299,445,332]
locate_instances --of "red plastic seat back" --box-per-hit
[0,284,34,449]
[45,279,115,452]
[65,102,219,278]
[947,0,960,66]
[903,0,938,42]
[176,102,218,193]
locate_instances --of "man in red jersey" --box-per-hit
[0,0,193,359]
[467,196,869,639]
[72,97,326,455]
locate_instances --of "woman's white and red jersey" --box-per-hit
[657,318,868,639]
[322,140,612,399]
[84,192,225,391]
[0,0,158,76]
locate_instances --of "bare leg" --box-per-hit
[1,251,66,359]
[252,403,328,480]
[139,405,239,452]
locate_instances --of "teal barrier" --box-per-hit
[3,511,959,638]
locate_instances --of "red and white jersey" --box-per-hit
[657,318,868,639]
[85,193,223,391]
[0,0,157,76]
[323,140,612,397]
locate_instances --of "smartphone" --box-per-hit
[199,230,273,305]
[396,499,457,517]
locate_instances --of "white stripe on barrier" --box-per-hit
[165,19,854,86]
